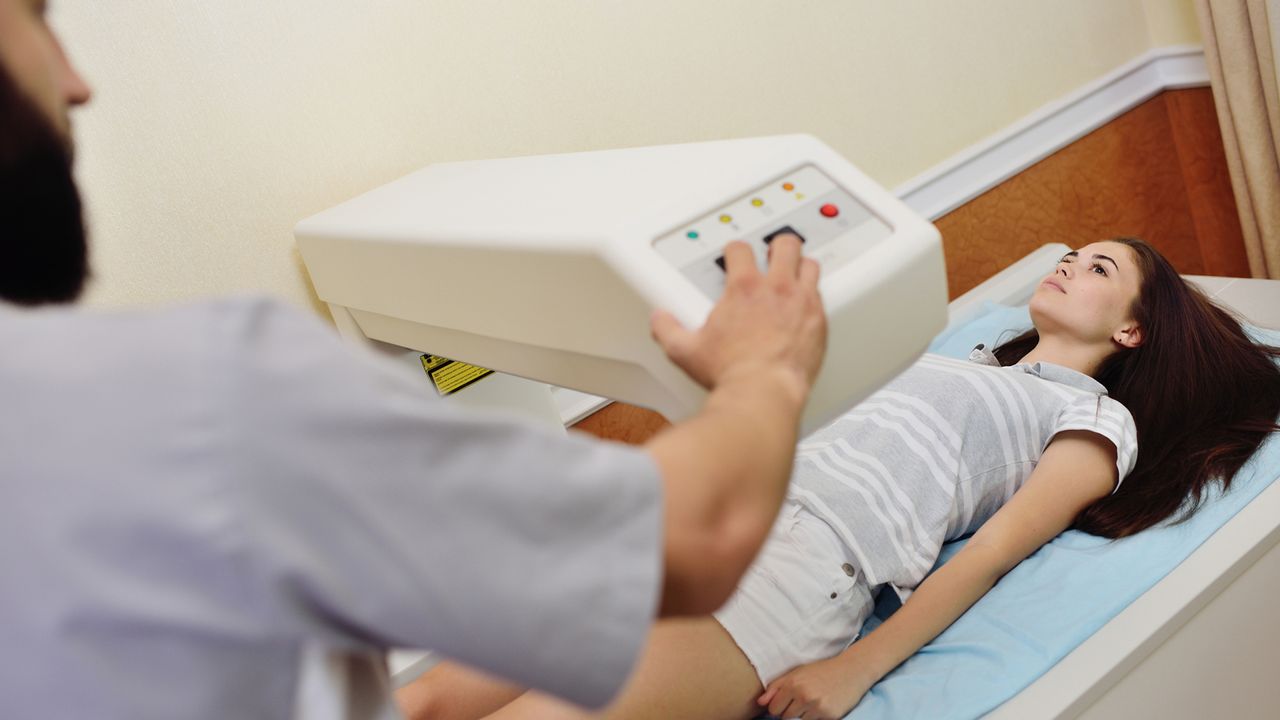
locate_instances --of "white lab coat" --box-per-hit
[0,296,661,719]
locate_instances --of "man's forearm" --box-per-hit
[647,365,808,616]
[643,234,824,616]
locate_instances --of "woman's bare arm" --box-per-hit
[760,429,1120,719]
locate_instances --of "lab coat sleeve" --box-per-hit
[220,297,663,709]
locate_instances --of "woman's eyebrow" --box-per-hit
[1063,251,1120,274]
[1093,254,1120,273]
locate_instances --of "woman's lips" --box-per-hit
[1042,278,1066,293]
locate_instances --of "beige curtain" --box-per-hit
[1195,0,1280,278]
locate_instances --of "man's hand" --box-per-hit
[650,235,825,406]
[757,655,873,720]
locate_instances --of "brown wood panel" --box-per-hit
[936,90,1220,299]
[571,401,670,445]
[1165,89,1251,277]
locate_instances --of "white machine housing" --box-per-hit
[295,134,947,436]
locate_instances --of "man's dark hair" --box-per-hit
[0,61,88,305]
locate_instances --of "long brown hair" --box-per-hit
[993,238,1280,538]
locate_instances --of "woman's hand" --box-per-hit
[757,655,873,720]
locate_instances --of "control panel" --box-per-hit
[652,165,892,299]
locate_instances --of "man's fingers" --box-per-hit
[650,309,691,360]
[766,233,804,281]
[799,256,820,289]
[721,240,758,280]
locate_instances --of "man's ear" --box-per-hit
[1114,322,1143,349]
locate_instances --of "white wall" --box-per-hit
[51,0,1196,314]
[1142,0,1203,45]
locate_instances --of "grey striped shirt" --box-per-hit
[790,353,1137,600]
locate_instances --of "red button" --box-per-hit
[820,203,839,218]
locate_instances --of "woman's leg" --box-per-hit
[404,501,870,720]
[398,616,762,720]
[397,661,526,720]
[483,616,762,720]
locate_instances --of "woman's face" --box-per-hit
[1029,240,1145,350]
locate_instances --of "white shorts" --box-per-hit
[714,500,876,686]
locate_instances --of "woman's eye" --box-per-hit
[1092,264,1108,276]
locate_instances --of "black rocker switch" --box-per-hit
[763,225,806,245]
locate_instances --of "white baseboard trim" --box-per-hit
[554,387,615,427]
[556,45,1209,427]
[896,44,1208,221]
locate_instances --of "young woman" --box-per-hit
[399,238,1280,720]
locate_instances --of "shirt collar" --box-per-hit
[1010,361,1107,394]
[966,344,1107,394]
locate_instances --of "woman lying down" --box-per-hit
[399,238,1280,720]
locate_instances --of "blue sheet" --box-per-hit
[842,302,1280,719]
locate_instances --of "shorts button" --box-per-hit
[841,563,855,577]
[830,592,838,599]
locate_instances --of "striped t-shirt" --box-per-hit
[789,352,1137,601]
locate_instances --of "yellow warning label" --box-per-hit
[420,354,494,396]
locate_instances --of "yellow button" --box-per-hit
[751,198,764,207]
[719,214,732,223]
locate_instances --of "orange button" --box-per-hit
[820,203,839,218]
[782,182,795,191]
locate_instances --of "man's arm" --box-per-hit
[646,234,825,616]
[759,430,1119,719]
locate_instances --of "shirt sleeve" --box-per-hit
[1050,392,1138,491]
[218,297,662,709]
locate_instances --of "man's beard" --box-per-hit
[0,62,88,306]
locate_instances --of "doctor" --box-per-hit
[0,2,826,719]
